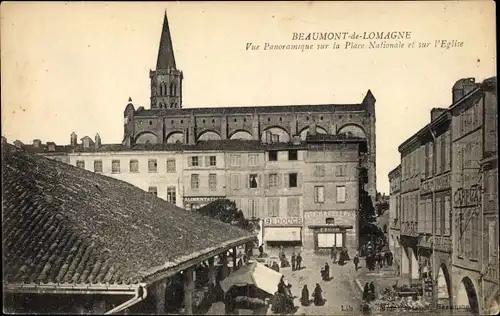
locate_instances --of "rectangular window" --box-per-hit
[418,200,426,233]
[231,174,241,190]
[230,154,241,167]
[435,197,442,235]
[268,150,278,161]
[314,165,326,177]
[470,213,479,260]
[76,160,85,169]
[148,159,158,173]
[489,220,498,262]
[314,186,325,203]
[249,154,259,166]
[166,159,176,173]
[190,156,199,167]
[436,137,442,175]
[429,143,434,177]
[209,156,217,166]
[267,198,280,217]
[288,173,298,188]
[444,195,451,235]
[336,185,346,203]
[112,160,121,173]
[248,199,259,218]
[148,186,158,196]
[191,174,199,190]
[441,135,446,173]
[167,187,176,205]
[269,173,278,187]
[129,159,139,173]
[287,197,300,217]
[335,164,347,177]
[249,174,258,188]
[93,160,102,173]
[426,198,433,234]
[288,149,298,161]
[209,174,217,191]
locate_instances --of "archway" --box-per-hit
[166,132,184,144]
[456,277,479,314]
[436,264,452,308]
[261,127,290,142]
[299,126,328,140]
[198,131,221,141]
[401,246,410,275]
[135,132,158,144]
[337,124,367,138]
[229,130,253,140]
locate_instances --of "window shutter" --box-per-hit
[258,174,262,188]
[227,174,232,190]
[284,173,289,188]
[205,156,210,167]
[243,174,248,188]
[265,173,269,189]
[188,157,192,167]
[297,173,302,188]
[277,173,282,186]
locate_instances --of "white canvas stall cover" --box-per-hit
[220,261,283,295]
[264,227,301,241]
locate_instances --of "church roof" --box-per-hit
[156,12,176,70]
[134,103,365,117]
[2,143,255,290]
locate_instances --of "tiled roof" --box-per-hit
[19,144,74,154]
[2,143,255,288]
[71,140,309,153]
[134,103,365,117]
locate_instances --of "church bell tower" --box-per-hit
[150,12,183,109]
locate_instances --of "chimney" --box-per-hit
[33,139,42,148]
[47,142,56,152]
[13,140,24,148]
[430,108,448,122]
[71,132,77,146]
[95,133,101,149]
[452,78,477,104]
[81,136,94,149]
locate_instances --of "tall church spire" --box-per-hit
[156,11,176,70]
[149,10,183,110]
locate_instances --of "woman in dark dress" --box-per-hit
[300,285,310,306]
[313,283,325,306]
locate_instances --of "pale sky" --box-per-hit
[1,1,496,194]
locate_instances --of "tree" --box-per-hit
[196,199,260,234]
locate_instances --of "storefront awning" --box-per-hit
[220,261,283,295]
[264,227,301,241]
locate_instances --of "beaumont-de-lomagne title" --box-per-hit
[245,31,464,51]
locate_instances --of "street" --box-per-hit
[269,249,363,315]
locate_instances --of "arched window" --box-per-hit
[170,82,176,96]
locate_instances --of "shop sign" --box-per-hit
[184,196,225,203]
[318,227,341,233]
[264,217,303,226]
[421,173,451,194]
[304,210,356,220]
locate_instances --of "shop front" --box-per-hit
[307,224,354,253]
[262,217,303,247]
[303,210,358,250]
[183,196,226,211]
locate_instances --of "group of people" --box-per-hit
[300,284,325,307]
[330,246,350,265]
[290,252,303,271]
[365,250,393,271]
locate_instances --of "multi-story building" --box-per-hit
[393,76,498,314]
[11,11,376,253]
[450,77,498,314]
[388,165,401,272]
[478,77,499,315]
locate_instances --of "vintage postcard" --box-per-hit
[1,1,497,315]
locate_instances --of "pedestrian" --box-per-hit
[313,283,325,306]
[300,285,310,306]
[322,262,330,280]
[291,252,296,271]
[331,247,338,264]
[278,276,286,294]
[354,254,360,271]
[296,252,302,270]
[258,243,264,258]
[369,282,376,301]
[362,282,370,301]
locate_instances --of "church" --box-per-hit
[19,12,378,251]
